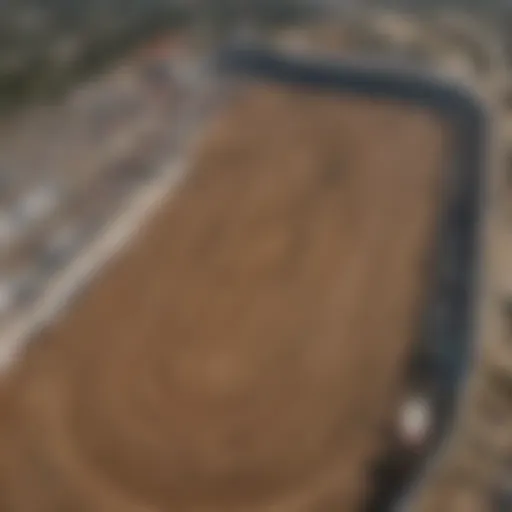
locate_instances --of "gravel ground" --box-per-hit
[0,84,450,511]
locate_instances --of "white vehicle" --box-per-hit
[14,183,61,228]
[397,394,433,450]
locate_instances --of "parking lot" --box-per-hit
[0,33,209,330]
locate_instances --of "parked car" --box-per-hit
[14,182,61,229]
[39,223,82,273]
[0,270,39,316]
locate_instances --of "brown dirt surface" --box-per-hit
[0,84,450,511]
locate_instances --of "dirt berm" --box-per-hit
[0,85,450,511]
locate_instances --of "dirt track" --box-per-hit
[0,85,450,511]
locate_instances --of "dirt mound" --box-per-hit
[0,85,449,511]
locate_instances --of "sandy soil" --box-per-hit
[0,84,450,511]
